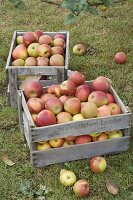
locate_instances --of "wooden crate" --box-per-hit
[6,30,69,107]
[17,81,132,167]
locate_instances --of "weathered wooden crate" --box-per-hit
[6,30,70,107]
[17,81,132,167]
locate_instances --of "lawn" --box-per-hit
[0,0,133,199]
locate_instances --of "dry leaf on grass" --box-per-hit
[106,180,119,195]
[2,154,15,166]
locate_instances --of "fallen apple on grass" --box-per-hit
[60,169,77,186]
[73,179,90,197]
[73,44,86,56]
[114,52,127,64]
[89,156,107,174]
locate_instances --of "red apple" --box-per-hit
[12,44,28,60]
[25,57,37,66]
[81,102,97,119]
[96,133,109,141]
[27,97,44,114]
[40,93,57,103]
[73,44,86,56]
[65,136,77,142]
[23,32,36,47]
[24,80,43,99]
[39,34,53,46]
[47,85,61,97]
[69,71,86,86]
[56,112,73,123]
[37,56,49,66]
[33,30,44,41]
[88,91,108,107]
[75,84,91,102]
[75,135,92,144]
[108,103,122,115]
[97,105,111,117]
[50,54,64,66]
[36,109,56,127]
[106,93,115,103]
[64,97,81,115]
[73,179,90,197]
[37,44,51,57]
[54,34,66,40]
[114,52,127,64]
[92,76,111,92]
[89,156,107,174]
[51,46,64,56]
[53,38,66,48]
[45,98,63,115]
[49,138,64,148]
[59,95,70,104]
[60,80,76,96]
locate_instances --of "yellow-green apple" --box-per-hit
[97,105,111,117]
[36,141,51,151]
[27,97,44,114]
[36,109,56,127]
[33,30,44,41]
[64,97,81,115]
[75,135,92,144]
[72,113,84,121]
[56,112,73,123]
[38,140,48,144]
[63,141,74,147]
[53,38,66,48]
[12,59,25,66]
[114,52,127,64]
[50,54,64,66]
[51,46,64,56]
[31,113,38,123]
[108,130,123,139]
[37,56,49,66]
[40,93,56,103]
[108,103,122,115]
[59,95,70,104]
[69,71,86,86]
[23,32,36,47]
[81,102,97,119]
[25,57,37,66]
[45,98,63,115]
[73,44,86,56]
[92,76,111,92]
[88,91,108,107]
[54,34,66,40]
[60,169,77,186]
[39,34,53,46]
[96,133,109,141]
[65,136,77,142]
[12,44,28,60]
[49,138,64,148]
[17,75,27,80]
[27,43,40,57]
[24,80,43,99]
[16,35,23,45]
[73,179,90,197]
[89,156,107,174]
[91,133,101,141]
[75,84,91,102]
[60,80,76,95]
[106,93,115,103]
[37,44,51,57]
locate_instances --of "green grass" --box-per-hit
[0,0,133,199]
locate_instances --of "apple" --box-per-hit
[37,44,51,57]
[40,93,57,103]
[96,133,109,141]
[36,141,51,151]
[59,169,77,186]
[73,179,90,197]
[106,93,115,103]
[12,59,25,66]
[59,95,70,104]
[45,98,63,115]
[69,71,86,86]
[33,30,44,41]
[37,56,49,66]
[12,44,28,60]
[108,130,123,139]
[97,105,111,117]
[72,113,84,121]
[23,32,36,47]
[24,80,43,99]
[114,52,127,64]
[16,35,23,45]
[53,38,66,48]
[60,79,76,96]
[88,91,108,107]
[64,97,81,115]
[27,97,44,114]
[56,112,73,123]
[81,102,97,119]
[108,103,122,115]
[54,34,66,40]
[27,43,40,57]
[25,57,37,66]
[92,76,111,92]
[31,113,38,123]
[63,141,74,147]
[50,54,64,66]
[36,109,57,127]
[65,136,77,142]
[89,156,107,174]
[91,133,101,141]
[73,44,86,56]
[49,138,64,148]
[17,75,27,81]
[75,84,91,102]
[39,34,53,46]
[75,135,92,144]
[51,46,64,56]
[47,85,61,97]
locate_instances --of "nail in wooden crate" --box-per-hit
[6,30,70,108]
[17,81,132,167]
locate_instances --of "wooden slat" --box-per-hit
[17,91,24,134]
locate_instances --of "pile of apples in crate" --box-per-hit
[23,70,124,149]
[12,30,66,66]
